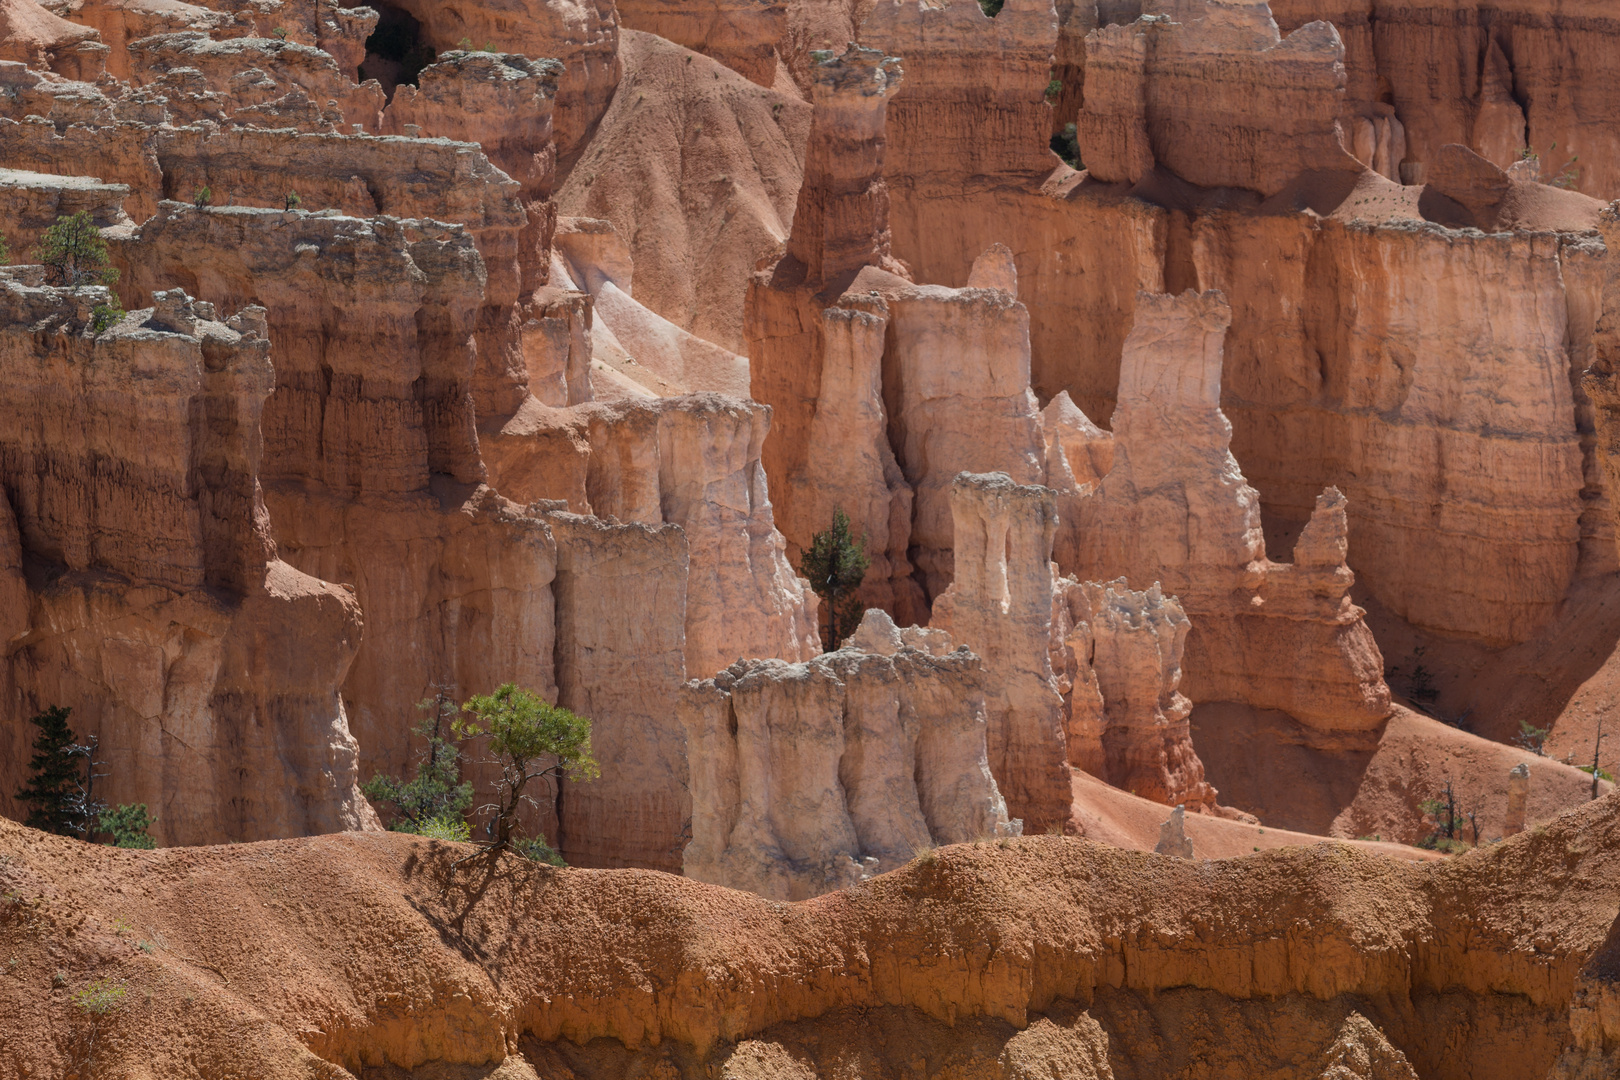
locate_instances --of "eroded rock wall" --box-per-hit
[111,206,559,813]
[0,277,374,844]
[680,639,1012,899]
[1070,289,1391,731]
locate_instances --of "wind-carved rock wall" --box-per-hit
[0,276,376,845]
[1268,0,1620,198]
[1059,578,1218,809]
[547,511,690,871]
[378,0,619,160]
[929,473,1072,832]
[750,46,1054,620]
[1070,289,1391,732]
[111,206,560,811]
[860,0,1059,274]
[485,393,820,679]
[747,44,926,625]
[680,624,1013,900]
[928,471,1223,826]
[1077,0,1364,193]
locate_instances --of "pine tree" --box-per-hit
[363,687,474,834]
[34,211,119,289]
[799,506,870,651]
[16,706,84,835]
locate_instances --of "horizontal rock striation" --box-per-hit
[0,277,374,844]
[680,636,1013,899]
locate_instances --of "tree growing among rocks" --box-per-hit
[17,706,155,847]
[452,683,597,864]
[363,686,474,836]
[799,507,870,651]
[34,211,118,289]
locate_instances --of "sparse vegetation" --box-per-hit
[99,804,156,849]
[193,186,212,208]
[1417,779,1477,854]
[1514,719,1550,756]
[0,230,9,264]
[1044,77,1062,100]
[271,26,287,40]
[284,190,302,211]
[15,706,104,838]
[90,301,125,335]
[799,506,870,651]
[452,683,597,861]
[363,687,474,834]
[73,978,126,1073]
[35,212,119,289]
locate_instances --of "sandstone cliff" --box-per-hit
[0,277,375,843]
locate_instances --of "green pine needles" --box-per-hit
[17,706,85,836]
[35,211,119,290]
[799,507,870,651]
[363,687,474,835]
[16,706,155,847]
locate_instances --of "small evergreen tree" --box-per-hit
[16,706,82,835]
[363,687,474,833]
[99,804,156,849]
[0,230,9,265]
[453,683,597,860]
[799,506,870,651]
[34,212,119,289]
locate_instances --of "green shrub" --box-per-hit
[417,813,472,842]
[363,688,474,834]
[99,804,156,849]
[90,302,125,335]
[513,834,565,866]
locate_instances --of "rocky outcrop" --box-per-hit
[1071,289,1391,731]
[929,473,1072,832]
[124,31,383,129]
[378,0,619,160]
[1551,912,1620,1080]
[547,512,690,871]
[1269,0,1620,198]
[0,165,129,258]
[111,207,559,818]
[0,277,375,844]
[860,0,1058,196]
[1077,0,1362,193]
[486,394,820,678]
[0,0,99,69]
[1075,579,1217,809]
[614,0,785,85]
[557,31,809,355]
[680,635,1014,899]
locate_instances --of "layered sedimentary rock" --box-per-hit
[746,43,925,622]
[557,31,810,355]
[0,165,129,256]
[613,0,785,85]
[860,0,1058,196]
[547,512,690,870]
[1269,0,1620,198]
[124,30,383,128]
[929,473,1072,831]
[485,393,819,678]
[0,277,375,844]
[680,635,1013,899]
[0,0,99,68]
[111,206,559,811]
[1077,0,1363,192]
[1071,289,1391,730]
[1073,579,1217,809]
[377,0,619,159]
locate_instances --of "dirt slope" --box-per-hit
[557,29,812,355]
[2,795,1617,1080]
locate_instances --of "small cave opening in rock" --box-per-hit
[359,3,435,99]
